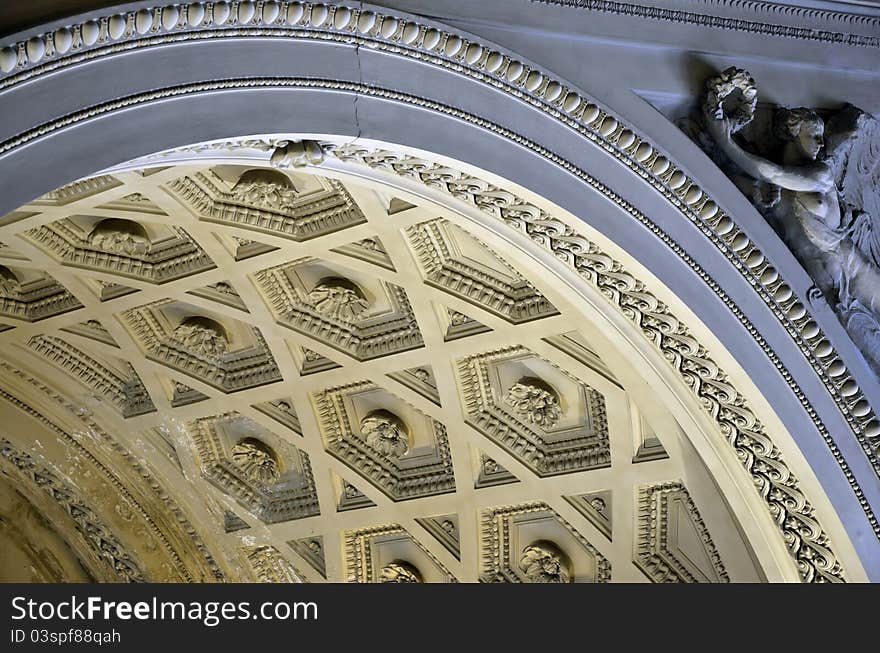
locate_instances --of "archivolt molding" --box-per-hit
[0,361,226,582]
[529,0,880,48]
[0,438,146,583]
[0,2,874,502]
[0,0,873,581]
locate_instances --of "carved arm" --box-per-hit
[706,119,834,192]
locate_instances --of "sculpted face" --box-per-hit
[795,120,825,160]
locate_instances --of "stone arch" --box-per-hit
[0,1,877,581]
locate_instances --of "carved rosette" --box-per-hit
[307,278,369,321]
[88,218,151,256]
[188,414,319,524]
[519,541,572,583]
[360,410,410,458]
[504,379,562,429]
[0,265,21,296]
[380,561,423,583]
[231,438,280,484]
[229,169,298,209]
[171,316,229,357]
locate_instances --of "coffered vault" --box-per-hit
[0,0,878,583]
[0,146,851,583]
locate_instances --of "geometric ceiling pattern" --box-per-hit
[0,163,757,582]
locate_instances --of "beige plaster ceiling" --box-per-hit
[0,160,772,582]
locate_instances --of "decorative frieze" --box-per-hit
[380,561,423,583]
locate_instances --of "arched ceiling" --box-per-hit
[0,152,779,583]
[0,0,876,584]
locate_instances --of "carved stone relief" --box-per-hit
[254,258,424,361]
[480,503,610,583]
[166,168,366,242]
[307,278,370,321]
[380,561,423,583]
[188,413,319,524]
[688,67,880,377]
[520,541,573,583]
[458,347,609,476]
[504,378,563,429]
[312,382,455,501]
[230,438,281,485]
